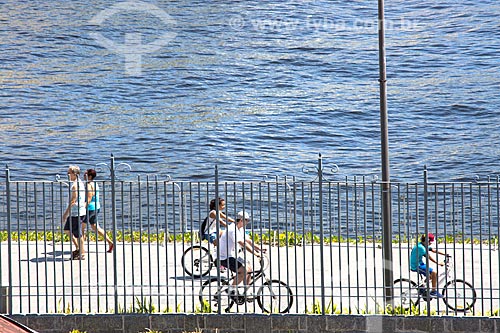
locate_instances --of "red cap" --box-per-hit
[428,233,435,242]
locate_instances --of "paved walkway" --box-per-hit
[1,241,499,315]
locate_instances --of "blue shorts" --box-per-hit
[83,209,99,225]
[415,263,433,276]
[202,232,217,244]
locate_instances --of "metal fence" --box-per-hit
[1,157,499,316]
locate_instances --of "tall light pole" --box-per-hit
[378,0,393,304]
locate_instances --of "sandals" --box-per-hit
[71,250,85,260]
[71,253,85,260]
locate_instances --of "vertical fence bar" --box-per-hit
[469,183,475,315]
[497,177,500,312]
[487,178,493,314]
[214,166,222,314]
[478,182,484,312]
[353,176,360,311]
[423,166,431,314]
[292,179,299,313]
[4,166,13,314]
[337,179,343,310]
[110,155,118,313]
[345,177,352,311]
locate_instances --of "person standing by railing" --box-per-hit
[62,165,86,260]
[82,169,114,253]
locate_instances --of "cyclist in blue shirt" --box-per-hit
[409,233,447,298]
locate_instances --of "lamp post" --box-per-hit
[377,0,393,304]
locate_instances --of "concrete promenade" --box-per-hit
[1,240,499,315]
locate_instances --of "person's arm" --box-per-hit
[243,238,267,255]
[62,184,77,222]
[428,254,439,265]
[220,212,235,224]
[86,182,94,208]
[239,239,260,255]
[431,248,448,256]
[430,247,448,265]
[210,211,233,228]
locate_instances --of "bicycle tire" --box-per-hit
[393,278,420,311]
[257,279,293,313]
[442,279,477,312]
[199,277,234,313]
[181,245,213,277]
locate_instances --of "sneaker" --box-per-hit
[429,290,443,298]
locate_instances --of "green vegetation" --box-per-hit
[1,229,498,247]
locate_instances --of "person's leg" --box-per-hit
[235,266,246,287]
[64,218,79,250]
[77,235,85,257]
[94,224,114,250]
[90,210,114,252]
[75,216,85,257]
[431,271,437,290]
[81,222,87,241]
[64,230,79,249]
[226,258,245,286]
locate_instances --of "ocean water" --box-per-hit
[1,0,499,182]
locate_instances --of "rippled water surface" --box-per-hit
[1,0,499,181]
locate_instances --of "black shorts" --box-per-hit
[220,257,245,273]
[84,209,99,225]
[63,216,84,238]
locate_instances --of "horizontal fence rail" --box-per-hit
[1,163,500,317]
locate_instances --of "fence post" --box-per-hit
[423,165,431,313]
[110,155,119,314]
[214,165,223,314]
[2,165,12,314]
[317,154,326,314]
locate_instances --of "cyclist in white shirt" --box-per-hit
[219,211,265,288]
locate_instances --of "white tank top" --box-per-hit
[70,179,87,217]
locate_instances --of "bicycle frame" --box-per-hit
[414,256,454,289]
[199,254,294,313]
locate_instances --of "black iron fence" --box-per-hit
[0,156,499,316]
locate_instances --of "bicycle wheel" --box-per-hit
[442,279,477,312]
[257,279,293,313]
[199,277,234,313]
[181,245,213,277]
[392,278,420,310]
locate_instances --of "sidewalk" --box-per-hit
[1,241,498,315]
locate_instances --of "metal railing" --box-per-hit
[1,156,499,316]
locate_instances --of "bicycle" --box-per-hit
[181,243,216,278]
[393,256,477,312]
[181,232,248,278]
[199,254,293,313]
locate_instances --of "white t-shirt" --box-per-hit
[206,210,219,234]
[218,223,245,260]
